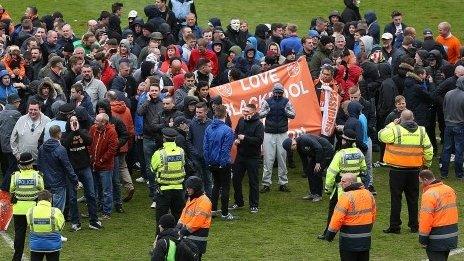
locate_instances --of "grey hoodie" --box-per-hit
[443,77,464,126]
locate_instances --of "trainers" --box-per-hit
[368,186,377,196]
[150,202,156,209]
[135,177,145,183]
[100,214,111,220]
[229,204,243,210]
[221,213,235,221]
[61,236,68,242]
[312,195,322,202]
[89,221,103,230]
[250,207,259,213]
[123,188,135,202]
[302,194,315,200]
[70,223,81,232]
[77,196,86,203]
[278,185,291,192]
[259,185,270,193]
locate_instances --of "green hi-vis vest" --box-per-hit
[157,144,186,190]
[166,239,176,261]
[28,207,57,233]
[10,169,44,215]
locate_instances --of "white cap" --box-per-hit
[128,10,137,18]
[381,32,393,40]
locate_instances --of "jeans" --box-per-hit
[13,215,27,261]
[112,156,122,206]
[440,125,464,178]
[94,170,113,215]
[1,152,18,191]
[66,178,79,225]
[210,165,231,216]
[193,157,212,198]
[233,157,259,208]
[50,186,66,212]
[143,138,158,199]
[75,167,98,223]
[136,138,148,180]
[389,168,419,230]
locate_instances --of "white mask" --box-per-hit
[230,19,240,31]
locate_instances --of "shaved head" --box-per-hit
[341,173,357,189]
[455,65,464,77]
[400,109,414,122]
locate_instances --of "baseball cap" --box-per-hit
[381,33,393,40]
[128,10,137,19]
[423,28,433,37]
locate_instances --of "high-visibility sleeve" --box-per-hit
[328,193,350,232]
[421,128,434,167]
[378,122,396,144]
[325,152,341,195]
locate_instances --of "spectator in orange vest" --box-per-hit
[436,22,461,64]
[418,169,458,261]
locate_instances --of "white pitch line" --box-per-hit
[0,231,29,261]
[422,247,464,260]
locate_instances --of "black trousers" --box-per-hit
[233,158,259,208]
[323,190,338,234]
[426,249,450,261]
[13,215,27,261]
[299,154,324,196]
[155,189,185,234]
[1,152,18,191]
[389,168,419,230]
[30,251,60,261]
[210,165,231,216]
[340,250,370,261]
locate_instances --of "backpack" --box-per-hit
[165,237,199,261]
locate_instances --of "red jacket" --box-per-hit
[89,123,118,171]
[188,49,219,76]
[110,101,135,153]
[101,60,117,87]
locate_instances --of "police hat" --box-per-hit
[174,116,191,128]
[19,152,34,165]
[162,128,178,139]
[342,129,357,141]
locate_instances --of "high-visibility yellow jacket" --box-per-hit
[378,122,433,168]
[9,169,44,215]
[151,142,186,191]
[325,147,366,199]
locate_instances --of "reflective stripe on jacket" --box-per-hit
[328,185,376,252]
[9,169,44,215]
[26,200,65,252]
[419,181,459,251]
[325,147,366,199]
[151,142,186,190]
[379,122,433,168]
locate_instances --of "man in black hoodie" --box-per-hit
[151,214,181,261]
[341,0,361,23]
[96,100,128,213]
[231,104,264,213]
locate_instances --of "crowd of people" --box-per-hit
[0,0,462,260]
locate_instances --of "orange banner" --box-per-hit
[210,57,322,136]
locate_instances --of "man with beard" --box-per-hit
[26,47,44,81]
[174,72,195,109]
[77,64,107,110]
[310,36,334,78]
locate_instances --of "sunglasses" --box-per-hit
[31,123,35,133]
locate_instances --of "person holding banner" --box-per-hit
[259,82,296,193]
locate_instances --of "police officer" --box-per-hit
[282,133,334,202]
[379,110,433,234]
[26,189,65,261]
[151,128,186,234]
[9,152,44,261]
[418,170,458,260]
[318,129,366,239]
[325,173,376,261]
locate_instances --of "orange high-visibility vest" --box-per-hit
[419,181,458,251]
[179,194,212,233]
[383,125,425,168]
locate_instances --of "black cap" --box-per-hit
[19,152,34,165]
[158,214,176,229]
[7,93,21,104]
[174,116,191,128]
[342,129,357,141]
[162,128,178,139]
[185,176,203,192]
[59,103,75,114]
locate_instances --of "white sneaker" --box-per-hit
[77,182,83,189]
[135,177,145,183]
[150,202,156,209]
[451,154,455,162]
[77,196,86,203]
[61,235,68,242]
[312,195,323,202]
[221,213,235,221]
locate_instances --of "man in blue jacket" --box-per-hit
[0,69,18,105]
[203,104,235,220]
[37,125,78,214]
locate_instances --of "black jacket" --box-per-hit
[403,72,435,127]
[235,114,264,159]
[137,97,164,140]
[384,22,407,43]
[341,0,361,23]
[359,97,376,138]
[151,228,179,261]
[343,101,368,152]
[384,109,402,126]
[296,134,334,165]
[62,128,92,170]
[436,76,459,106]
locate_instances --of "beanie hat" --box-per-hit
[320,35,334,46]
[185,176,203,192]
[158,214,176,229]
[342,129,357,141]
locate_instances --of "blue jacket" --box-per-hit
[280,35,303,55]
[246,37,264,60]
[72,92,95,119]
[135,92,148,136]
[188,117,211,159]
[203,119,234,167]
[0,70,18,104]
[343,101,368,152]
[359,113,371,147]
[37,138,78,188]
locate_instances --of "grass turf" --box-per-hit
[1,0,464,260]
